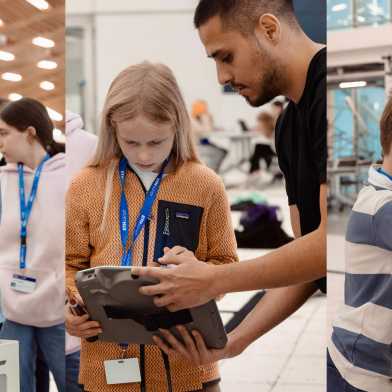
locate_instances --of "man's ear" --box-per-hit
[26,126,37,144]
[255,13,281,44]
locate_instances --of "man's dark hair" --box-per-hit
[380,96,392,156]
[194,0,298,34]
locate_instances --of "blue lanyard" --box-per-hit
[118,157,169,266]
[18,154,50,270]
[377,167,392,182]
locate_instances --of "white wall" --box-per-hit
[67,1,261,131]
[327,23,392,67]
[66,0,198,14]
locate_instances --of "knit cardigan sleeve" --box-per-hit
[65,173,93,295]
[204,176,238,266]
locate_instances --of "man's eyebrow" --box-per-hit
[208,49,222,59]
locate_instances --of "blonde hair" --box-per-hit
[91,61,200,230]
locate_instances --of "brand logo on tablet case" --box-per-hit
[163,208,170,235]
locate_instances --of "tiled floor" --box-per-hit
[327,213,348,337]
[219,292,326,391]
[217,184,327,391]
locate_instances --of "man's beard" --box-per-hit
[246,66,282,107]
[247,36,284,107]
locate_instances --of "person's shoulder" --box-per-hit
[310,47,326,79]
[68,163,108,194]
[73,128,97,144]
[277,103,293,124]
[352,185,392,216]
[309,49,326,99]
[177,161,225,190]
[275,102,295,135]
[298,48,326,112]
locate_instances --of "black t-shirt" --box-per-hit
[275,47,327,293]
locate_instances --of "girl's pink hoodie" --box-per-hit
[0,153,65,327]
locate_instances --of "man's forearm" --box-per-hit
[229,282,318,354]
[214,226,326,295]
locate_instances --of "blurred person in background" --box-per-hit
[248,111,276,177]
[191,99,228,173]
[0,98,9,167]
[0,98,66,392]
[65,111,97,391]
[191,99,214,139]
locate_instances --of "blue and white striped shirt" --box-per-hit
[329,165,392,392]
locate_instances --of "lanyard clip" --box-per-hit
[119,343,128,359]
[20,235,27,246]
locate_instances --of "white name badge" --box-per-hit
[104,358,141,385]
[10,274,37,293]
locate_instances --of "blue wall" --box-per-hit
[294,0,326,43]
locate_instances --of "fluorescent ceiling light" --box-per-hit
[332,3,347,12]
[37,60,57,70]
[40,80,55,91]
[339,81,367,89]
[8,93,23,101]
[2,72,22,82]
[0,50,15,61]
[46,107,63,122]
[33,36,55,48]
[25,0,49,10]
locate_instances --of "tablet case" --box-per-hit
[75,266,227,349]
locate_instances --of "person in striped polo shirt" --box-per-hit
[327,96,392,392]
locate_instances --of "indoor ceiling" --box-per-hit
[0,0,64,127]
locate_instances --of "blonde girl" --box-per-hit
[65,61,237,392]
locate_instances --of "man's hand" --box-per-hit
[153,326,243,365]
[132,246,219,311]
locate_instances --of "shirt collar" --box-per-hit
[368,165,392,191]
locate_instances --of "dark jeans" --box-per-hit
[66,351,83,392]
[327,350,366,392]
[36,348,50,392]
[0,321,50,392]
[0,319,65,392]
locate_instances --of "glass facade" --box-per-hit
[328,0,391,30]
[329,84,385,161]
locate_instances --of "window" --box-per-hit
[327,0,353,30]
[327,0,392,29]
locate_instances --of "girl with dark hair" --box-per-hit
[0,97,65,392]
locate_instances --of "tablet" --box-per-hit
[75,266,227,349]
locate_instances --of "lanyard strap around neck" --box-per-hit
[118,157,169,266]
[18,154,50,270]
